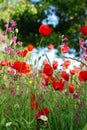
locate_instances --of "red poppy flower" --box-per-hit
[7,61,12,67]
[78,70,87,82]
[48,44,55,50]
[35,107,50,120]
[79,26,87,36]
[61,44,69,53]
[61,71,69,81]
[0,60,7,66]
[30,93,36,102]
[0,60,12,67]
[85,56,87,61]
[30,101,38,110]
[39,24,53,36]
[43,63,53,77]
[64,60,71,68]
[40,107,50,116]
[41,73,50,86]
[13,61,30,73]
[20,49,28,57]
[69,84,75,93]
[30,93,38,110]
[52,78,64,91]
[70,69,76,75]
[52,61,58,70]
[27,44,34,51]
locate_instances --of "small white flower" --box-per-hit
[6,122,12,127]
[39,115,48,121]
[14,103,20,108]
[15,28,19,33]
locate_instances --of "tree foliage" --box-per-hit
[0,0,87,50]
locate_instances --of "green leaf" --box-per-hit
[82,124,87,130]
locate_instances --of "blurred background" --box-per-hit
[0,0,87,52]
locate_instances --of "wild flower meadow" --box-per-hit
[0,21,87,130]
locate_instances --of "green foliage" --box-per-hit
[83,124,87,130]
[0,0,40,46]
[0,0,87,50]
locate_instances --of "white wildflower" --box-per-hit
[39,115,48,121]
[6,122,12,127]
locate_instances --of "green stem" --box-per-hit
[39,37,44,47]
[63,56,87,67]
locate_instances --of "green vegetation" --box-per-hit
[0,0,87,50]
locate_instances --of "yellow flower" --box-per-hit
[29,80,33,84]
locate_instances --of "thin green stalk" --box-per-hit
[63,56,87,67]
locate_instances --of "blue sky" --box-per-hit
[31,0,59,27]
